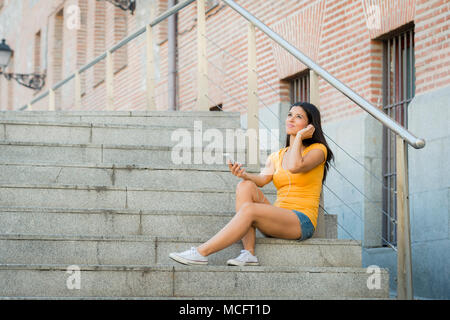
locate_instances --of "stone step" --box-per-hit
[0,234,361,268]
[0,296,392,300]
[0,110,242,128]
[0,264,389,299]
[0,206,337,239]
[0,161,276,192]
[0,119,247,147]
[0,140,247,167]
[0,183,276,212]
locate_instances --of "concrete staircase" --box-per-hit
[0,110,389,299]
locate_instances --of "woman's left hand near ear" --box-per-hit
[297,124,315,139]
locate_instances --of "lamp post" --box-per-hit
[0,39,12,72]
[0,39,46,91]
[98,0,136,14]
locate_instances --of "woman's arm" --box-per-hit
[228,155,274,187]
[284,125,325,174]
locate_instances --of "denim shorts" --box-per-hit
[292,210,315,241]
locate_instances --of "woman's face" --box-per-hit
[286,106,309,135]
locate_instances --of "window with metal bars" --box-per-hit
[289,71,310,104]
[381,25,415,247]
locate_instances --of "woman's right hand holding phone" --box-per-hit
[228,161,248,179]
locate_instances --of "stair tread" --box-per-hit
[0,110,241,117]
[0,204,335,219]
[0,296,393,300]
[0,205,235,215]
[0,139,247,151]
[0,182,277,194]
[0,263,385,273]
[0,233,358,246]
[0,160,263,173]
[0,119,239,130]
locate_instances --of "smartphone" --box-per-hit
[224,153,236,165]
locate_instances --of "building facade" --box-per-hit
[0,0,449,299]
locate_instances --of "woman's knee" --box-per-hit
[236,180,257,194]
[237,202,257,223]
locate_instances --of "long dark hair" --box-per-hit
[285,102,334,184]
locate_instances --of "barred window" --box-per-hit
[289,70,310,104]
[380,24,415,246]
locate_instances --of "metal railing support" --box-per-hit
[196,0,209,111]
[247,22,259,169]
[106,51,114,110]
[396,135,413,299]
[74,71,81,109]
[146,23,156,110]
[310,70,320,106]
[48,89,55,111]
[310,70,326,238]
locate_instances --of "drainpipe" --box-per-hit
[168,0,177,110]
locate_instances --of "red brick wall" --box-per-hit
[0,0,448,120]
[415,0,450,94]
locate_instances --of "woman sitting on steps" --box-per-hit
[169,101,334,266]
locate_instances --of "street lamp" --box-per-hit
[0,39,46,91]
[0,38,12,70]
[98,0,136,14]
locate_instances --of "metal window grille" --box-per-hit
[290,71,310,104]
[381,27,415,246]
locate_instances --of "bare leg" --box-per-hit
[234,180,271,255]
[197,208,255,256]
[197,202,301,257]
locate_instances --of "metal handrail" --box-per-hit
[19,0,425,150]
[19,0,196,111]
[222,0,425,150]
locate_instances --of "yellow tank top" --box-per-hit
[268,143,327,229]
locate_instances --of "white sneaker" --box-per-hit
[169,247,208,265]
[227,249,260,266]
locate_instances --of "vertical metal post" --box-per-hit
[247,22,259,169]
[168,0,178,111]
[49,89,55,111]
[396,135,413,300]
[146,23,156,110]
[382,39,389,246]
[196,0,209,111]
[310,69,325,238]
[106,50,114,110]
[306,73,310,102]
[74,71,81,109]
[399,33,409,128]
[310,70,319,105]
